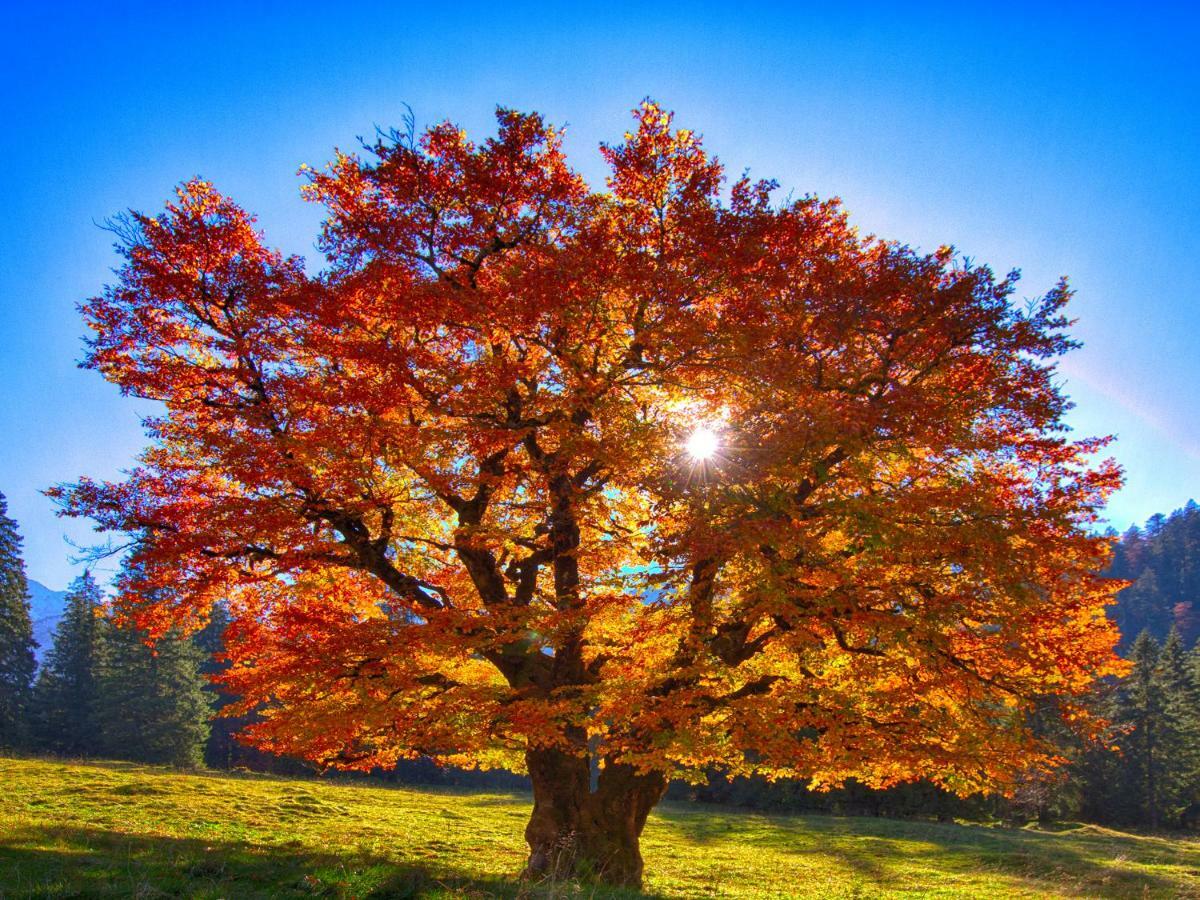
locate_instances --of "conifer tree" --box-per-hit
[1075,677,1125,825]
[1158,627,1200,822]
[96,618,211,767]
[195,602,241,768]
[1075,627,1200,829]
[0,491,36,747]
[33,572,103,756]
[1120,631,1167,828]
[1190,640,1200,708]
[193,602,294,772]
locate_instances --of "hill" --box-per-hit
[0,757,1197,898]
[1108,501,1200,649]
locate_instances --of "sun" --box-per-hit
[685,426,719,461]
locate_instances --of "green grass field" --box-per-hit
[1,757,1198,898]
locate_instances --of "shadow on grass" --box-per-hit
[0,824,658,900]
[646,803,1200,898]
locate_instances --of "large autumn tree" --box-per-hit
[57,102,1124,886]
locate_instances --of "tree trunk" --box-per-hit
[523,745,667,888]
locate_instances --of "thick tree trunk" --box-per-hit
[523,745,667,888]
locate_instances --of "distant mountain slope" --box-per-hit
[1107,500,1200,649]
[26,579,67,664]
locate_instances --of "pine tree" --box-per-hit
[194,601,298,774]
[33,572,103,756]
[1159,628,1200,822]
[1077,627,1200,830]
[0,491,36,747]
[1076,677,1126,825]
[1190,640,1200,708]
[195,601,240,768]
[1120,631,1168,828]
[96,618,211,767]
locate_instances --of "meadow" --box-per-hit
[1,757,1198,898]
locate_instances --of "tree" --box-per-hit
[1076,675,1127,825]
[55,102,1125,886]
[1118,631,1169,828]
[1106,503,1200,649]
[96,617,211,768]
[0,491,36,746]
[194,601,282,770]
[195,601,241,768]
[195,601,313,774]
[93,553,212,767]
[33,572,103,756]
[1156,627,1200,822]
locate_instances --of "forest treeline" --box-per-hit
[3,490,1200,829]
[1108,501,1200,648]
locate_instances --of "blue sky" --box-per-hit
[2,2,1197,589]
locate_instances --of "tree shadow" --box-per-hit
[5,771,1199,899]
[644,803,1200,898]
[647,804,896,881]
[0,823,658,899]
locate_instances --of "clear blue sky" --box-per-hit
[2,2,1197,590]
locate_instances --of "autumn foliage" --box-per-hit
[57,102,1125,885]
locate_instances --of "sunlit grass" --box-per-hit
[1,756,1197,897]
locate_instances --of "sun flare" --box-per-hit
[685,426,719,461]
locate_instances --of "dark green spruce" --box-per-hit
[95,615,211,768]
[33,572,104,755]
[0,490,36,747]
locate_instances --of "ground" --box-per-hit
[1,757,1198,898]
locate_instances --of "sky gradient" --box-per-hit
[2,2,1197,589]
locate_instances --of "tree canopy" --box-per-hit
[56,101,1125,884]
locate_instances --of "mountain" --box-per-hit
[27,579,68,664]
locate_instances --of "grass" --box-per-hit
[1,757,1198,898]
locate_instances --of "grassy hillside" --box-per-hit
[1,757,1198,898]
